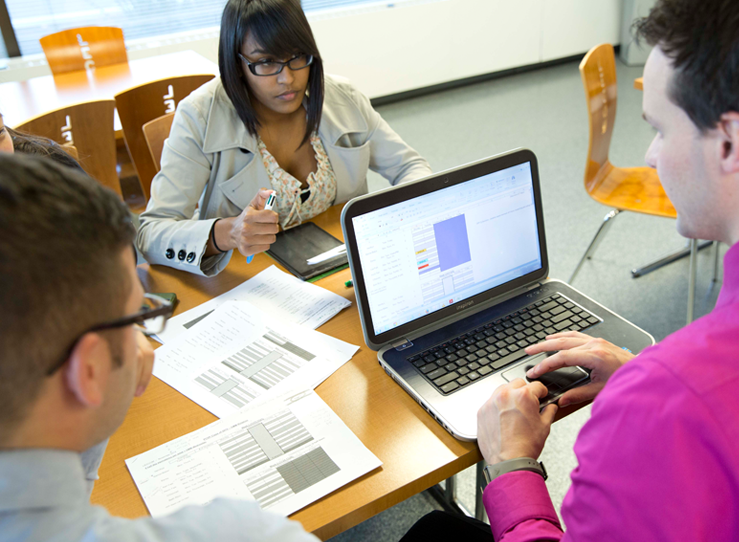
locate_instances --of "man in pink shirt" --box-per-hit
[473,0,739,540]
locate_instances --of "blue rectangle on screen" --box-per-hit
[433,215,471,271]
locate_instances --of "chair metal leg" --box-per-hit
[475,460,488,522]
[687,239,698,325]
[713,241,722,283]
[427,475,474,518]
[569,209,621,284]
[631,240,712,278]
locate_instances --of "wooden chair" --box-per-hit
[40,26,127,76]
[115,74,215,201]
[62,144,79,159]
[142,113,175,173]
[16,100,120,197]
[571,43,707,324]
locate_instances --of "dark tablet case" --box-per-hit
[266,222,347,281]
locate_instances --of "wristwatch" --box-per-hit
[482,458,547,485]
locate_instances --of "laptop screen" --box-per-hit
[352,161,543,336]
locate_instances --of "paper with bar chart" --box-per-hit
[153,300,358,418]
[153,265,351,344]
[126,389,381,517]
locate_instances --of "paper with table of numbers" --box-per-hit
[152,300,358,418]
[153,265,351,344]
[126,389,381,517]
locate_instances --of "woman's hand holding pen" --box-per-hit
[207,188,279,257]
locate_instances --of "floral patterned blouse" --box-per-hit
[257,132,337,230]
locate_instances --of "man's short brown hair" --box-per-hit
[0,154,135,440]
[635,0,739,132]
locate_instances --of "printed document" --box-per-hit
[153,300,358,418]
[154,265,351,343]
[126,389,381,517]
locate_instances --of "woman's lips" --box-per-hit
[276,91,298,101]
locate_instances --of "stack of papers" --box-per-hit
[153,300,357,419]
[129,267,376,518]
[154,265,351,344]
[126,389,381,517]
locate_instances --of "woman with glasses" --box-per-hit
[137,0,432,276]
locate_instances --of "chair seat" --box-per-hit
[587,161,677,219]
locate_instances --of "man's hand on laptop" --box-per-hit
[477,379,557,465]
[524,331,635,407]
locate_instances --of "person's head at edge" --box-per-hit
[0,154,139,450]
[0,112,85,172]
[218,0,324,145]
[637,0,739,246]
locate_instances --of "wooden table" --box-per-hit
[0,50,218,133]
[90,204,481,540]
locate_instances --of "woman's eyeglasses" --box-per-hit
[46,293,175,376]
[239,54,314,76]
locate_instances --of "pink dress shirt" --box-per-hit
[483,241,739,541]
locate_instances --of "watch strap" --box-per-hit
[483,458,547,485]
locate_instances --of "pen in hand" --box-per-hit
[247,191,277,264]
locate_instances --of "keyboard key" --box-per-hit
[466,345,477,353]
[478,366,493,376]
[505,337,517,345]
[539,301,558,312]
[554,319,573,331]
[476,340,487,349]
[514,332,526,340]
[587,316,600,325]
[552,310,574,324]
[524,328,536,337]
[491,349,528,369]
[485,345,497,354]
[456,375,471,386]
[455,359,467,368]
[420,363,438,374]
[495,332,507,340]
[474,333,485,341]
[571,315,581,323]
[564,301,575,309]
[427,367,448,380]
[486,337,497,345]
[495,340,507,349]
[434,372,459,387]
[458,367,470,375]
[550,305,566,316]
[468,371,481,381]
[517,340,529,349]
[468,362,481,371]
[483,329,495,336]
[512,317,523,325]
[434,351,445,359]
[441,381,460,393]
[409,355,420,362]
[532,316,543,324]
[498,347,510,356]
[412,359,426,368]
[486,352,500,362]
[423,355,435,363]
[466,353,478,362]
[444,363,457,372]
[445,353,458,362]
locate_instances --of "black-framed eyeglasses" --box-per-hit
[239,53,314,76]
[45,293,175,376]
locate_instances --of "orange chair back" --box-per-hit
[142,113,175,173]
[40,26,128,76]
[16,100,120,196]
[115,74,215,201]
[579,43,618,190]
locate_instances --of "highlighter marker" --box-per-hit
[246,191,277,264]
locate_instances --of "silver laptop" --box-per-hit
[341,149,654,441]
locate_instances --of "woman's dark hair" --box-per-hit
[634,0,739,132]
[218,0,324,145]
[7,126,85,172]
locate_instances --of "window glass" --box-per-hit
[5,0,420,57]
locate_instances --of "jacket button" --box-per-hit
[178,250,186,261]
[186,252,196,263]
[165,248,175,259]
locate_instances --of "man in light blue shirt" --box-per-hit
[0,154,318,542]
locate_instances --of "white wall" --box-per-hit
[0,0,622,98]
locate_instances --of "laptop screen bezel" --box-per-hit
[341,149,549,350]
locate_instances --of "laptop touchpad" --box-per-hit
[501,354,547,382]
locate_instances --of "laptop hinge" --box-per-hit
[392,338,414,351]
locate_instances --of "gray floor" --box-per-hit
[329,57,725,541]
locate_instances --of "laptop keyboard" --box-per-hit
[406,293,601,395]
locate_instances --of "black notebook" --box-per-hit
[266,222,347,281]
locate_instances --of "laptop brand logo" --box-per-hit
[457,300,474,311]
